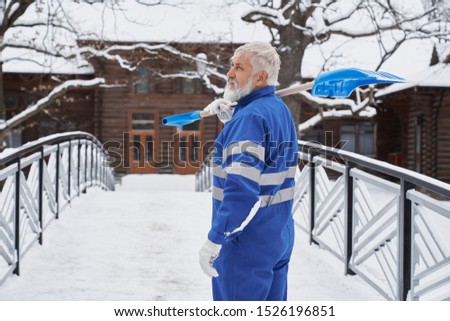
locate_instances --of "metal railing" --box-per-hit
[195,140,450,301]
[195,153,213,192]
[0,131,115,286]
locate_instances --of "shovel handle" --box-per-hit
[275,81,314,97]
[199,110,210,118]
[196,81,314,120]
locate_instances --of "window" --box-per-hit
[131,112,155,130]
[176,133,200,163]
[340,124,375,156]
[174,120,202,166]
[5,94,19,110]
[132,65,155,94]
[175,78,203,95]
[4,130,21,148]
[301,125,324,144]
[39,120,58,138]
[180,121,200,132]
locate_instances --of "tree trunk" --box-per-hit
[277,26,311,126]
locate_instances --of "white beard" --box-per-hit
[223,78,254,102]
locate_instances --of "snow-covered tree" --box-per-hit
[1,0,448,150]
[237,0,450,130]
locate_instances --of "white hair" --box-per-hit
[231,42,281,86]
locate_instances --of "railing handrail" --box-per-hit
[298,139,450,199]
[0,131,102,166]
[196,140,450,197]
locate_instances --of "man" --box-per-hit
[199,42,298,301]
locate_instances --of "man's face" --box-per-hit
[223,54,256,102]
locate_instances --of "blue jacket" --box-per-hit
[209,86,298,245]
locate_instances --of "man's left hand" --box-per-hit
[199,239,222,277]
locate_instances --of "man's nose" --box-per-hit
[226,68,235,78]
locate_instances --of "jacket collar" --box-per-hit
[234,86,276,111]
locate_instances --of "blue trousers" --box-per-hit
[212,203,295,301]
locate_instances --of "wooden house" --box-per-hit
[4,40,450,182]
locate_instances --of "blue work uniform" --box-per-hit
[208,86,298,301]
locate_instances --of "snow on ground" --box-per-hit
[0,174,383,301]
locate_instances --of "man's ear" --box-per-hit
[256,71,269,87]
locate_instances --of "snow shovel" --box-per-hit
[161,68,404,127]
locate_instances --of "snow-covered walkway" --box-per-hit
[0,174,384,300]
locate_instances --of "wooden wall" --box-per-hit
[380,87,450,184]
[95,43,237,174]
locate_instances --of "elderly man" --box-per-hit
[199,42,298,301]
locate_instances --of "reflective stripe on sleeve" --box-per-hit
[212,186,294,207]
[224,163,261,184]
[260,186,295,207]
[212,186,224,201]
[212,166,227,179]
[215,165,297,186]
[223,141,265,162]
[259,166,297,186]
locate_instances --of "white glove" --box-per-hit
[203,98,237,124]
[199,239,222,277]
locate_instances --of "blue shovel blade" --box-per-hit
[312,68,405,98]
[161,110,202,126]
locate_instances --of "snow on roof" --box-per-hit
[375,44,450,97]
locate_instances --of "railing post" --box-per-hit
[99,152,103,189]
[398,178,414,300]
[77,139,81,197]
[55,144,60,219]
[344,162,356,275]
[201,166,205,192]
[308,151,316,245]
[91,141,95,187]
[68,141,72,203]
[13,157,21,276]
[38,147,44,245]
[103,153,107,189]
[84,139,88,194]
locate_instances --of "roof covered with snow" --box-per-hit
[376,43,450,97]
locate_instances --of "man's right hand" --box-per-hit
[203,98,237,124]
